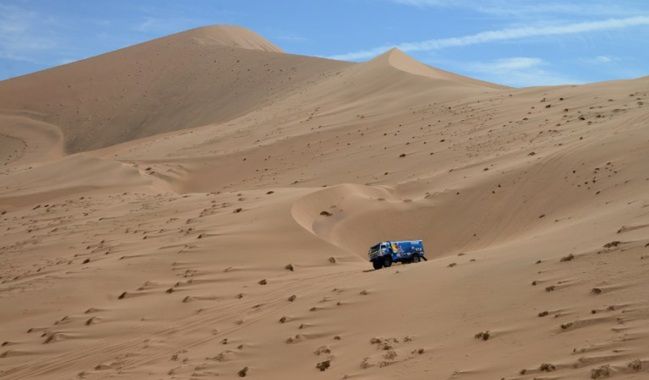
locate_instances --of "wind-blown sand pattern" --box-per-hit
[1,25,649,379]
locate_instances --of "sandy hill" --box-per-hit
[2,26,649,380]
[0,25,349,154]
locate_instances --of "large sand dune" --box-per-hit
[2,25,649,380]
[0,26,348,153]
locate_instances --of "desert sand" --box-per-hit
[1,25,649,379]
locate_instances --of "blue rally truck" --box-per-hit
[368,240,426,270]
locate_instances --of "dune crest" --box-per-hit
[376,47,506,88]
[176,25,284,52]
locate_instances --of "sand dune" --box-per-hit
[2,25,649,379]
[0,26,348,153]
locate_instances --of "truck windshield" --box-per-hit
[369,244,380,254]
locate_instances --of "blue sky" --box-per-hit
[1,0,648,87]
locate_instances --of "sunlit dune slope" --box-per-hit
[0,25,349,153]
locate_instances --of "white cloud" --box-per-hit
[131,15,210,36]
[389,0,641,17]
[578,55,622,65]
[328,16,649,61]
[0,4,58,64]
[391,0,446,6]
[275,34,308,43]
[133,17,173,33]
[455,57,580,87]
[465,57,543,71]
[594,55,614,63]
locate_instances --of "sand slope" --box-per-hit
[0,26,348,153]
[2,26,649,380]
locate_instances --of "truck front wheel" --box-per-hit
[412,254,421,263]
[383,255,393,268]
[372,260,383,270]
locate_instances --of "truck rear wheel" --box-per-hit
[372,260,383,270]
[383,255,392,268]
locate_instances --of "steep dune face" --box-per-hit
[3,27,649,380]
[0,26,348,153]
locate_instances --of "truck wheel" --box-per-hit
[383,256,392,268]
[412,255,421,263]
[372,260,383,270]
